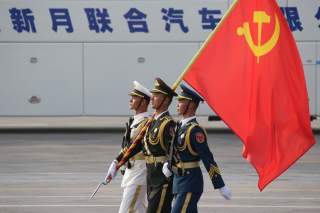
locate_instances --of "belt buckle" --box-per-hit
[174,166,183,176]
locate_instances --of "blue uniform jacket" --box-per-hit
[172,118,225,194]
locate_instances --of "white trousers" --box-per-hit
[118,185,147,213]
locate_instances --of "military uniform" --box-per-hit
[113,81,151,213]
[169,84,228,213]
[124,78,177,213]
[143,110,175,213]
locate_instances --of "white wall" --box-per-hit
[84,43,199,115]
[0,43,83,115]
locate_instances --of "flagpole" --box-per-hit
[171,0,240,91]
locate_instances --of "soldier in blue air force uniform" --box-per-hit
[162,84,232,213]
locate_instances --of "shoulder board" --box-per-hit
[160,115,173,122]
[159,116,174,130]
[188,123,206,133]
[186,122,198,128]
[132,118,149,139]
[137,118,148,127]
[132,117,148,128]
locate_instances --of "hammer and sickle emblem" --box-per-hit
[237,11,280,63]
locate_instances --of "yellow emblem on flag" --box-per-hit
[236,11,280,63]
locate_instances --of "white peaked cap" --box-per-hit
[132,81,152,98]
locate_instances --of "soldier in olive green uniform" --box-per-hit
[143,77,177,213]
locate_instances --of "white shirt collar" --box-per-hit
[131,112,149,128]
[155,110,168,120]
[180,116,196,127]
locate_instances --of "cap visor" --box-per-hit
[177,95,192,101]
[150,89,168,95]
[129,92,144,98]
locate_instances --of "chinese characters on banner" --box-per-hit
[0,1,319,41]
[7,7,224,33]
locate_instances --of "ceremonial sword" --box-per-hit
[89,180,109,199]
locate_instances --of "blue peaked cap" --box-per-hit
[178,83,204,103]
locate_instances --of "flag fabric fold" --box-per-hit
[183,0,315,190]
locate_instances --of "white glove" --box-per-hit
[105,160,118,182]
[219,185,232,200]
[162,161,172,178]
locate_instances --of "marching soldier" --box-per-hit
[107,77,177,213]
[106,81,151,213]
[162,84,232,213]
[143,77,177,213]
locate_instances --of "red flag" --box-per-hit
[183,0,315,190]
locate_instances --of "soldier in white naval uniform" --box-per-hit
[106,81,151,213]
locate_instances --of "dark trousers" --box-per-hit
[147,183,173,213]
[171,192,201,213]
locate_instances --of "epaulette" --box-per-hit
[160,115,173,122]
[131,118,148,139]
[187,122,207,135]
[186,122,198,128]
